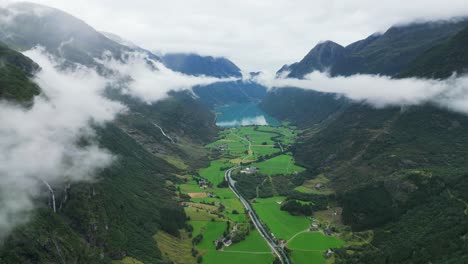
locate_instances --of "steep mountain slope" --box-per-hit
[1,123,186,264]
[161,53,267,107]
[295,103,468,263]
[280,19,468,78]
[193,80,267,107]
[260,88,348,128]
[0,42,40,101]
[271,28,468,264]
[401,25,468,79]
[161,53,242,78]
[284,41,346,78]
[0,6,217,264]
[0,2,136,67]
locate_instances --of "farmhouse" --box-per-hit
[198,179,209,189]
[223,239,233,247]
[240,167,258,174]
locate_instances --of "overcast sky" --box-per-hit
[19,0,468,71]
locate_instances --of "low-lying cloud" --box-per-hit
[102,52,238,103]
[255,71,468,115]
[0,47,239,239]
[0,48,125,239]
[217,116,268,127]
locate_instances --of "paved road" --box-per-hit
[225,167,291,264]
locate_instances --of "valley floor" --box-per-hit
[174,125,345,264]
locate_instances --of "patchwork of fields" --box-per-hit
[176,124,345,264]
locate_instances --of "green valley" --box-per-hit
[177,124,345,264]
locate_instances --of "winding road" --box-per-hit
[225,167,291,264]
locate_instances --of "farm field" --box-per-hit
[154,231,195,264]
[224,230,271,252]
[177,125,344,264]
[288,232,345,251]
[199,160,232,186]
[290,251,325,264]
[288,233,345,264]
[202,250,275,264]
[252,196,310,240]
[251,154,305,175]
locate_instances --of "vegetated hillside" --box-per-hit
[108,89,219,169]
[296,103,468,263]
[0,124,186,264]
[260,87,348,128]
[161,53,242,78]
[267,19,468,264]
[0,90,218,263]
[280,19,468,78]
[400,25,468,79]
[0,6,220,263]
[0,42,40,101]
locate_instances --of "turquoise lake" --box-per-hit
[215,103,280,128]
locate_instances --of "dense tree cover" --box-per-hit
[280,200,312,216]
[0,42,40,101]
[260,88,348,128]
[336,174,468,264]
[265,22,468,264]
[232,173,274,199]
[401,25,468,79]
[1,124,188,263]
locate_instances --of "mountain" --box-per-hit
[279,19,468,78]
[0,2,134,67]
[162,53,242,78]
[161,53,267,107]
[0,5,218,264]
[260,88,348,128]
[192,81,267,107]
[0,42,40,101]
[284,41,346,78]
[401,25,468,79]
[266,21,468,264]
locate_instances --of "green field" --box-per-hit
[290,251,325,264]
[202,251,274,264]
[178,125,344,264]
[179,179,203,193]
[252,197,310,239]
[224,230,271,252]
[288,232,345,264]
[197,221,228,250]
[252,154,305,175]
[199,160,232,185]
[288,232,345,251]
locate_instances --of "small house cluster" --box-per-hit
[197,178,209,189]
[217,144,229,152]
[214,225,239,248]
[240,167,258,174]
[315,183,325,190]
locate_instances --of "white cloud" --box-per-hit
[102,52,237,103]
[11,0,468,72]
[255,71,468,114]
[0,48,125,238]
[217,116,268,127]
